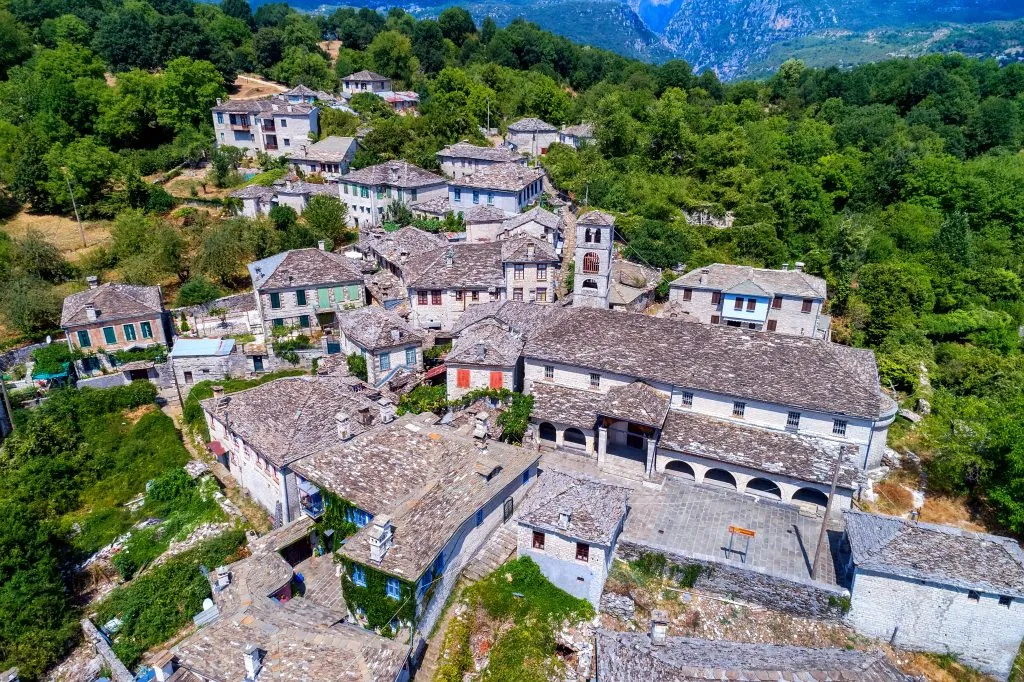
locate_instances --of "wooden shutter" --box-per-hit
[317,288,330,308]
[489,371,503,389]
[767,319,777,332]
[711,291,721,305]
[348,284,361,302]
[457,369,470,388]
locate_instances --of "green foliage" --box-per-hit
[396,384,448,415]
[314,490,359,546]
[396,386,533,442]
[176,277,224,307]
[672,563,710,589]
[423,342,451,362]
[109,345,168,366]
[347,353,368,382]
[338,558,417,631]
[630,552,667,580]
[31,343,82,376]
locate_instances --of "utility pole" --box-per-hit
[811,448,843,581]
[63,167,86,248]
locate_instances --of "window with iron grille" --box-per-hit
[576,543,590,562]
[832,419,847,436]
[533,531,545,550]
[590,373,600,388]
[681,391,693,407]
[544,365,554,380]
[786,411,800,431]
[732,401,745,418]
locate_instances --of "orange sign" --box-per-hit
[728,525,756,538]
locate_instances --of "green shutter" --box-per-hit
[269,292,281,309]
[140,321,153,339]
[102,327,116,344]
[348,284,361,303]
[317,288,330,308]
[296,290,307,306]
[123,324,136,341]
[333,286,344,303]
[77,330,91,348]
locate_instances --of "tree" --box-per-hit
[269,47,334,89]
[176,277,223,306]
[480,16,497,45]
[196,224,245,285]
[350,92,396,120]
[368,30,416,83]
[438,7,476,46]
[14,230,73,283]
[253,27,284,70]
[220,0,253,27]
[0,276,63,333]
[269,205,298,231]
[412,20,447,75]
[303,195,349,245]
[156,57,227,133]
[0,9,31,76]
[383,199,413,226]
[43,137,120,213]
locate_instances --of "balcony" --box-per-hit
[229,119,251,131]
[262,122,276,132]
[298,479,324,519]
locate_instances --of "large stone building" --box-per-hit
[247,245,366,336]
[61,281,170,352]
[447,163,546,217]
[558,123,595,149]
[445,318,524,397]
[843,511,1024,680]
[341,70,391,95]
[339,161,447,228]
[668,263,830,339]
[523,306,896,513]
[287,135,358,180]
[506,117,559,156]
[335,306,424,387]
[436,142,525,178]
[211,95,318,157]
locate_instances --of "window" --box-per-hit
[77,330,91,348]
[802,299,813,313]
[711,291,721,305]
[102,326,117,344]
[216,112,223,124]
[832,419,847,437]
[786,411,801,431]
[1000,595,1014,607]
[352,565,366,587]
[476,509,484,526]
[471,291,479,302]
[536,287,547,302]
[122,324,137,341]
[184,370,193,385]
[766,319,777,332]
[593,228,601,243]
[513,288,523,301]
[733,297,744,311]
[544,365,554,380]
[406,348,417,366]
[376,188,384,199]
[298,315,310,328]
[489,371,503,389]
[296,290,307,306]
[522,468,530,484]
[453,188,461,202]
[138,321,152,339]
[455,290,464,301]
[682,288,692,301]
[379,353,391,371]
[269,292,281,309]
[273,318,284,329]
[681,391,693,408]
[456,369,470,388]
[487,192,494,204]
[283,138,290,147]
[711,315,720,324]
[532,531,545,550]
[417,291,428,305]
[590,373,600,388]
[514,264,525,280]
[385,577,400,600]
[358,186,368,198]
[576,543,590,562]
[746,298,756,312]
[411,188,417,201]
[968,590,981,602]
[431,290,442,305]
[772,295,783,309]
[582,252,600,274]
[280,118,287,128]
[472,191,479,204]
[537,264,547,281]
[732,401,746,418]
[343,183,349,195]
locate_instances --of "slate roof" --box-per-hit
[282,84,316,97]
[660,409,859,489]
[305,413,539,580]
[61,283,163,327]
[362,226,447,267]
[844,510,1024,597]
[598,382,670,428]
[410,196,451,216]
[287,136,357,162]
[517,470,628,546]
[404,243,505,289]
[201,375,385,467]
[447,319,524,367]
[578,210,616,227]
[450,300,565,337]
[437,142,523,163]
[463,204,507,222]
[609,260,661,307]
[212,95,315,115]
[337,306,423,351]
[529,382,600,429]
[508,117,557,133]
[343,70,390,82]
[523,307,891,420]
[248,248,363,291]
[229,184,277,200]
[344,161,445,189]
[500,235,559,263]
[671,263,827,299]
[449,163,545,192]
[273,180,339,197]
[501,207,563,233]
[561,123,595,138]
[595,631,912,682]
[172,292,258,317]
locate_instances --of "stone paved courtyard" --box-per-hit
[622,478,839,585]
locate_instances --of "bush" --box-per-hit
[175,277,223,307]
[31,343,82,376]
[347,353,367,381]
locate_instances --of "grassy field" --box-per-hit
[0,210,112,262]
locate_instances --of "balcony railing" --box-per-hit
[229,121,251,130]
[298,479,324,519]
[262,123,276,132]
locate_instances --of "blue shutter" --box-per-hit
[140,321,153,339]
[77,330,91,348]
[102,327,116,344]
[406,348,416,366]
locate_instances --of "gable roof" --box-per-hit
[212,95,315,115]
[598,381,670,428]
[463,204,507,223]
[449,300,566,338]
[508,117,557,133]
[344,161,445,189]
[437,142,523,163]
[502,207,563,232]
[61,283,163,327]
[288,136,357,162]
[404,243,505,290]
[283,84,317,96]
[337,306,423,351]
[844,510,1024,597]
[447,319,524,367]
[500,234,559,264]
[671,263,827,299]
[523,307,892,420]
[578,210,616,227]
[248,248,363,291]
[343,70,389,82]
[516,470,628,546]
[361,226,447,268]
[561,123,594,138]
[449,163,545,192]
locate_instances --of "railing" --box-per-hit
[300,498,324,519]
[229,121,251,130]
[262,123,276,132]
[265,144,279,151]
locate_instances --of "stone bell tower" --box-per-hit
[572,210,615,309]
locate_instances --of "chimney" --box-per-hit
[212,385,224,403]
[357,406,373,426]
[216,98,222,105]
[215,565,232,591]
[445,246,455,267]
[243,643,262,680]
[378,398,395,424]
[650,610,669,645]
[473,411,489,440]
[318,240,326,251]
[558,508,571,530]
[152,651,175,682]
[391,328,401,343]
[285,180,293,191]
[475,342,486,362]
[85,303,97,322]
[368,515,394,563]
[795,261,805,273]
[699,268,709,286]
[86,275,99,289]
[781,262,789,271]
[336,412,351,440]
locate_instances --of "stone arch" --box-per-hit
[664,460,695,480]
[538,422,557,442]
[593,227,601,243]
[745,477,782,500]
[792,487,829,507]
[563,427,587,446]
[582,279,598,291]
[584,227,593,243]
[582,252,600,274]
[703,468,737,490]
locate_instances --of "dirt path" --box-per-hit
[231,73,288,100]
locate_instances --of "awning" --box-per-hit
[424,364,446,380]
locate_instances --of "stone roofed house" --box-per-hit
[335,306,424,387]
[461,204,508,243]
[228,178,340,219]
[516,470,628,606]
[523,306,897,513]
[409,195,451,220]
[446,318,526,398]
[506,117,559,156]
[286,135,358,180]
[61,279,170,353]
[594,629,911,682]
[341,69,392,95]
[843,510,1024,679]
[211,95,319,157]
[449,299,566,339]
[501,234,561,305]
[497,206,565,248]
[201,373,390,526]
[447,162,546,217]
[608,258,661,312]
[437,141,526,179]
[669,262,830,339]
[360,225,447,280]
[291,411,540,636]
[559,123,595,149]
[248,244,366,337]
[166,518,411,682]
[339,160,447,228]
[168,338,238,394]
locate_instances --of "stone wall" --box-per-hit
[615,539,849,620]
[81,618,133,682]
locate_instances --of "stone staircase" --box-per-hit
[462,523,518,583]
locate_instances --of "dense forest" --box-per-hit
[2,0,1024,677]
